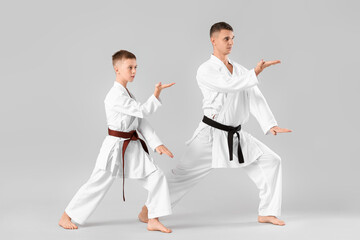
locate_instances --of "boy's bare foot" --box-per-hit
[147,218,172,233]
[59,212,78,229]
[138,205,149,223]
[258,215,285,226]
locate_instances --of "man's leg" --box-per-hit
[136,168,172,233]
[138,127,213,221]
[168,128,213,208]
[59,168,116,229]
[242,137,284,226]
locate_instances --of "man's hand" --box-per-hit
[154,82,175,99]
[270,126,292,136]
[255,59,281,76]
[155,145,174,158]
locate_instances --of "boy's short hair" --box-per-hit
[210,22,233,37]
[112,50,136,66]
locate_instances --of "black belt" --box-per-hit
[202,115,244,164]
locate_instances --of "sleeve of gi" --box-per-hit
[137,118,163,151]
[248,85,278,135]
[107,94,162,119]
[196,64,259,93]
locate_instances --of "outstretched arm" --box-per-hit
[249,85,278,135]
[137,118,173,158]
[155,145,174,158]
[107,82,175,119]
[108,94,162,119]
[197,65,258,93]
[197,59,281,93]
[269,126,292,135]
[154,82,175,99]
[249,85,292,135]
[254,59,281,76]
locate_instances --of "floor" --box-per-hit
[3,200,358,240]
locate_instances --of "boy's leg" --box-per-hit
[242,137,284,226]
[140,169,172,218]
[59,168,116,228]
[136,168,172,233]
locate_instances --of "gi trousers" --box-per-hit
[168,127,282,217]
[65,167,172,224]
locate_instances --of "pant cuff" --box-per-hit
[259,209,281,218]
[65,209,86,225]
[148,208,172,219]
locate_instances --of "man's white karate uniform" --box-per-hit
[168,55,282,217]
[65,81,172,224]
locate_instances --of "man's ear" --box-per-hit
[210,36,216,46]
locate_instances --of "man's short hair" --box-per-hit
[210,22,233,37]
[112,50,136,66]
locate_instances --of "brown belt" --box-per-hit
[108,128,149,201]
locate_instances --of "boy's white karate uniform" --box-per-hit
[168,55,282,217]
[65,81,172,224]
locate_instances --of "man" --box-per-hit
[59,50,175,233]
[139,22,291,226]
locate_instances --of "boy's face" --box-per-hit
[114,58,137,82]
[211,29,234,55]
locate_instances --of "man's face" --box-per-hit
[114,58,137,82]
[211,29,234,55]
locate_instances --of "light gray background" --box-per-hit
[1,0,359,239]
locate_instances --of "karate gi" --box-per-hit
[168,55,282,217]
[65,81,172,224]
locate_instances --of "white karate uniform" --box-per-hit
[168,55,282,217]
[65,82,172,224]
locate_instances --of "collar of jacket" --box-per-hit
[210,54,233,67]
[113,81,129,93]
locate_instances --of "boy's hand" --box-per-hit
[154,82,175,99]
[155,145,174,158]
[254,59,281,76]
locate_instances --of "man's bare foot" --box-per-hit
[138,205,149,223]
[258,215,285,226]
[59,212,78,229]
[147,218,172,233]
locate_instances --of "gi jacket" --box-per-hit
[187,55,278,168]
[95,81,163,178]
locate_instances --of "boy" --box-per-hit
[59,50,175,233]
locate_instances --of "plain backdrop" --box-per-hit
[1,0,359,239]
